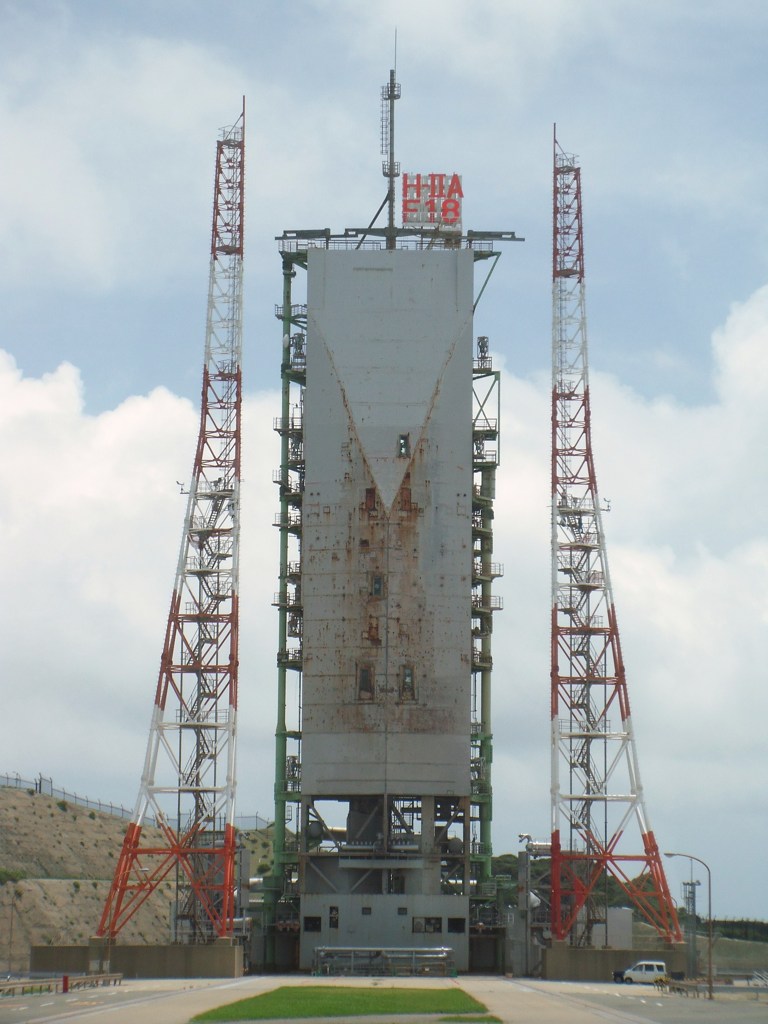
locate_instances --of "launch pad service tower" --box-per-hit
[89,83,680,982]
[267,72,521,973]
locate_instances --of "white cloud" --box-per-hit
[713,284,768,406]
[0,33,243,290]
[488,284,768,914]
[317,0,597,91]
[0,352,281,816]
[0,21,393,299]
[582,284,768,556]
[3,276,766,916]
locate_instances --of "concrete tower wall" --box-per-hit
[302,249,474,794]
[295,248,475,969]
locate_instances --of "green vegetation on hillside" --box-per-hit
[0,868,27,885]
[713,919,768,943]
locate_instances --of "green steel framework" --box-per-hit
[471,340,502,896]
[263,226,518,968]
[265,252,307,964]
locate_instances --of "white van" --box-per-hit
[618,960,667,984]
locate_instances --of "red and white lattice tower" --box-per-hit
[550,129,681,946]
[98,105,245,943]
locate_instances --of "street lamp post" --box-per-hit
[665,852,713,1000]
[7,889,14,975]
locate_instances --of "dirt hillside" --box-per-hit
[0,786,276,974]
[633,922,768,974]
[0,788,177,972]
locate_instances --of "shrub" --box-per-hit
[0,869,26,886]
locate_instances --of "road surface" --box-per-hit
[0,975,765,1024]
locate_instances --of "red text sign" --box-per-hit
[402,172,463,231]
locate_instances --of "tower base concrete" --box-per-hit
[30,938,243,979]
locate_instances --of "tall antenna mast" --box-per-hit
[550,127,681,946]
[97,103,245,944]
[380,68,401,248]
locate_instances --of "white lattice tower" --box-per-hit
[550,128,681,946]
[98,105,245,942]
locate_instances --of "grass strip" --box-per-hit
[193,984,487,1021]
[439,1017,501,1023]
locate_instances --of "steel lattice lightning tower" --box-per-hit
[550,129,681,947]
[98,105,245,944]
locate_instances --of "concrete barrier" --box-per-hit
[30,941,242,979]
[542,944,686,982]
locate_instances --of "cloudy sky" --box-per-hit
[1,0,767,922]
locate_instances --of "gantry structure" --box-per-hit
[98,105,245,943]
[264,72,520,973]
[550,129,681,946]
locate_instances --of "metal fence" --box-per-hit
[0,772,270,833]
[1,772,133,820]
